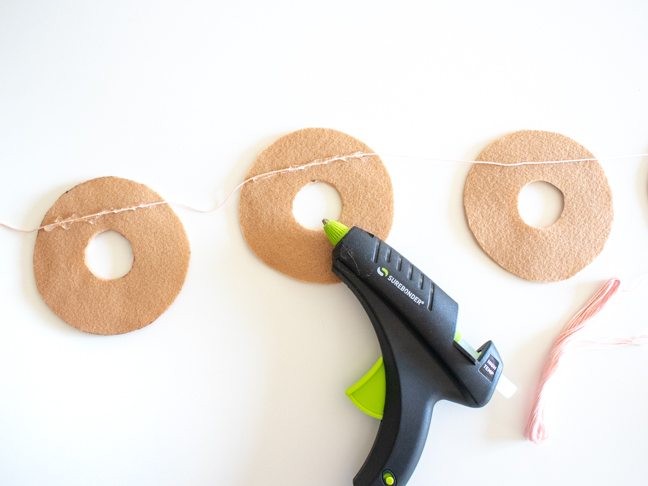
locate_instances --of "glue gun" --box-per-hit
[323,220,515,486]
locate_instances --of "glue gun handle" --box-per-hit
[335,264,444,486]
[353,373,436,486]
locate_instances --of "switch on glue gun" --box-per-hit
[323,220,516,486]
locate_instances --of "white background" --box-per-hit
[1,1,648,485]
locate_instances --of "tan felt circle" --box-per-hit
[239,128,394,284]
[464,130,613,282]
[34,177,191,335]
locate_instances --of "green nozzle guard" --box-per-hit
[323,219,350,246]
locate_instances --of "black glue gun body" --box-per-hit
[331,227,503,486]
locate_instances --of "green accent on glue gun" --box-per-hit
[345,357,386,420]
[323,219,349,246]
[347,331,464,420]
[383,471,396,485]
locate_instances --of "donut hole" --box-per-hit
[518,181,564,228]
[293,181,342,230]
[85,230,134,279]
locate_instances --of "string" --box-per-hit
[0,152,372,233]
[1,151,648,233]
[1,202,170,234]
[524,278,648,445]
[372,152,648,167]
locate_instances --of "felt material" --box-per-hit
[463,130,613,282]
[239,128,394,284]
[33,177,191,335]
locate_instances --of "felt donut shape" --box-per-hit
[33,177,191,335]
[239,128,394,284]
[464,130,613,282]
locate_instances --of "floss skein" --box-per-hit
[525,278,648,444]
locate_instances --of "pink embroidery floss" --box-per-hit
[525,278,648,444]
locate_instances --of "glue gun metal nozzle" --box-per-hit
[322,219,329,225]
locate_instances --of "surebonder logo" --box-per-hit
[378,267,424,305]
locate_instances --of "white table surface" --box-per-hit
[1,2,648,485]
